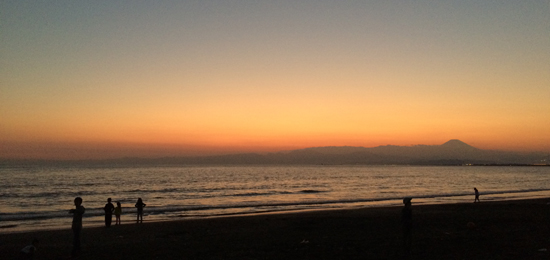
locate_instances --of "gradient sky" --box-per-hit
[1,0,549,159]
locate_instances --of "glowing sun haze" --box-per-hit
[1,1,549,159]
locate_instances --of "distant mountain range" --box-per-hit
[2,140,548,166]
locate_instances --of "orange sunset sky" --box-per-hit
[1,1,549,159]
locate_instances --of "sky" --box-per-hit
[1,0,550,159]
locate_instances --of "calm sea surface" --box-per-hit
[1,165,550,233]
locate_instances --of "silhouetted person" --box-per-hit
[103,198,115,227]
[19,239,39,260]
[135,198,146,223]
[115,201,122,225]
[402,197,413,257]
[474,188,480,203]
[69,197,85,257]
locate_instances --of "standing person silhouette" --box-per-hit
[114,201,122,225]
[135,198,146,223]
[103,198,115,227]
[474,188,480,203]
[69,197,85,257]
[402,197,413,257]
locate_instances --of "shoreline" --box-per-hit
[1,198,550,259]
[3,189,550,235]
[4,189,550,235]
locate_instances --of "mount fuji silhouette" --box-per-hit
[440,139,476,149]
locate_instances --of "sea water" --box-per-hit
[1,165,550,233]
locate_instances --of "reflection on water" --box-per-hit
[1,165,550,232]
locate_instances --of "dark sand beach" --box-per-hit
[2,198,550,260]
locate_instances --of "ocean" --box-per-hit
[1,165,550,233]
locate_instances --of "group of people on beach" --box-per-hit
[67,197,146,257]
[20,188,482,259]
[102,198,120,227]
[102,198,146,227]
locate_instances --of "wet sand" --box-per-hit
[1,198,550,259]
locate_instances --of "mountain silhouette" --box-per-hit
[1,140,548,166]
[441,139,477,149]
